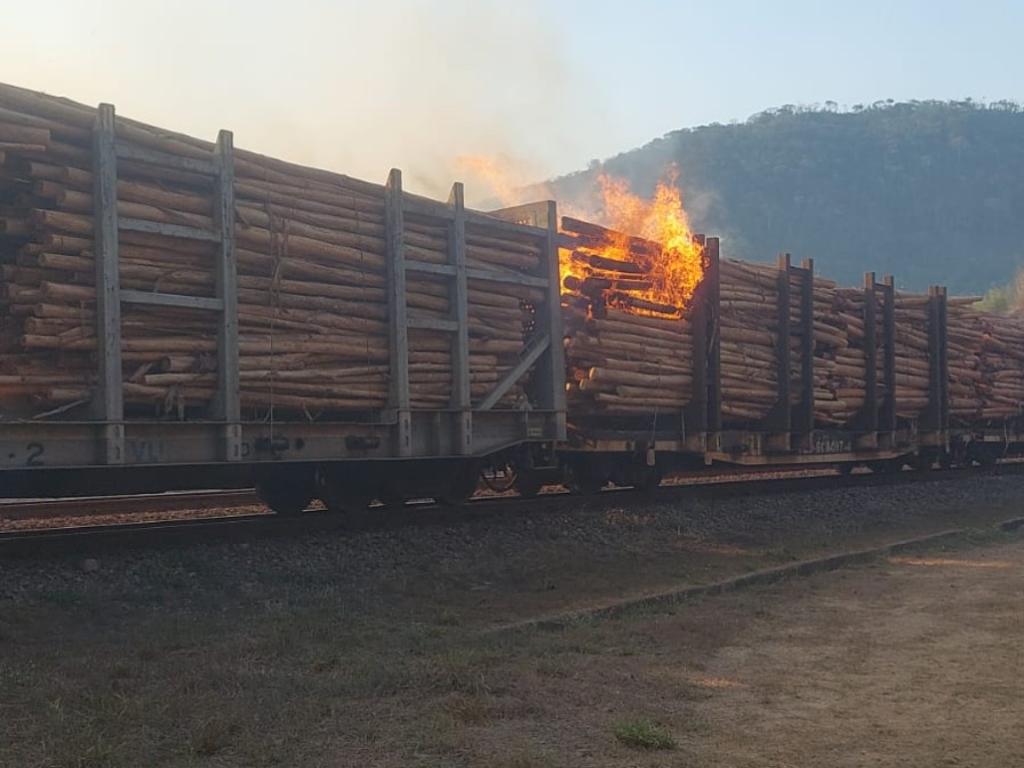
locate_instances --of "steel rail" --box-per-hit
[0,489,260,521]
[1,462,1021,559]
[0,460,887,523]
[0,465,839,523]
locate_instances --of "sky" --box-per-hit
[1,0,1021,204]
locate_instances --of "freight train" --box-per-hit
[0,84,1021,513]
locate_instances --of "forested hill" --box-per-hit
[546,101,1024,294]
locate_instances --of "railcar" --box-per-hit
[0,87,565,510]
[526,234,1024,498]
[0,84,1020,516]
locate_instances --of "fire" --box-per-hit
[560,169,704,315]
[452,154,704,316]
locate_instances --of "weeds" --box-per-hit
[612,718,676,750]
[445,692,493,724]
[188,716,239,757]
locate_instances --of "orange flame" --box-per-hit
[561,169,704,315]
[452,154,703,316]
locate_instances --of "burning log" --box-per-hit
[562,275,653,295]
[562,217,660,259]
[560,210,700,418]
[569,250,646,275]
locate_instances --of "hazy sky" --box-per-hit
[2,0,1020,203]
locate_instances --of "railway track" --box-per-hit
[0,489,260,521]
[0,465,831,523]
[1,461,1022,559]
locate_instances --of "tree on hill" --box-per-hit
[546,100,1024,294]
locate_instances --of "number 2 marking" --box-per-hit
[26,442,44,467]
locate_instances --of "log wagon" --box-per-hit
[517,219,1024,496]
[1,81,1022,514]
[0,84,566,511]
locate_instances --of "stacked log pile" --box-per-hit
[717,259,783,422]
[0,83,541,418]
[717,263,959,427]
[5,85,1024,430]
[890,292,934,418]
[718,270,1024,427]
[718,259,860,425]
[464,219,542,409]
[947,301,1024,421]
[715,261,1024,428]
[399,215,538,409]
[808,285,863,426]
[559,211,1024,431]
[560,218,695,417]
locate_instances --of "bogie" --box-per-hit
[254,465,315,516]
[566,458,607,496]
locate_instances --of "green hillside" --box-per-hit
[546,101,1024,294]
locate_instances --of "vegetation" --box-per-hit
[976,268,1024,313]
[548,100,1024,294]
[612,718,677,750]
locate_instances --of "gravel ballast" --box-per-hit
[2,472,1021,624]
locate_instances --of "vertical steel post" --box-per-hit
[92,103,124,464]
[766,253,792,442]
[939,286,949,432]
[684,234,708,437]
[797,258,815,436]
[861,272,879,433]
[925,285,950,437]
[926,286,941,431]
[538,201,566,437]
[705,238,722,434]
[385,169,411,456]
[448,182,472,454]
[881,275,897,436]
[211,130,241,460]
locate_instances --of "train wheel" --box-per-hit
[322,488,373,517]
[868,459,903,474]
[438,464,480,506]
[321,488,374,527]
[910,454,934,471]
[633,466,663,493]
[255,467,314,516]
[976,453,998,468]
[514,470,543,499]
[317,468,374,526]
[567,461,605,496]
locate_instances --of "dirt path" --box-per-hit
[658,536,1024,766]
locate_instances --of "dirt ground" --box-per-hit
[2,485,1023,766]
[595,534,1024,768]
[2,536,1022,766]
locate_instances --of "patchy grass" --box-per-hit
[436,608,462,627]
[490,752,558,768]
[188,715,240,757]
[612,718,677,750]
[3,492,1022,766]
[533,657,571,679]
